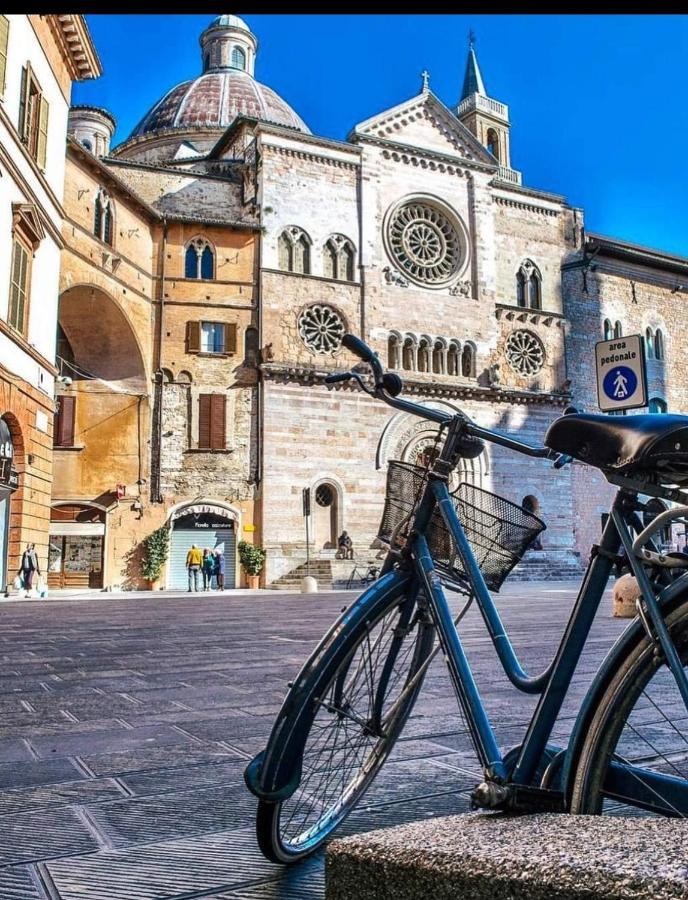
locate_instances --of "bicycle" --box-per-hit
[245,333,688,864]
[345,561,380,589]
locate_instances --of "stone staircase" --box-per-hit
[266,559,333,591]
[508,550,584,582]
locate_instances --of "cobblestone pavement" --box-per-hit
[0,581,625,899]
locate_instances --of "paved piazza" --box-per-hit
[0,582,624,899]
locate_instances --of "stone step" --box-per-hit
[268,559,333,591]
[326,812,687,900]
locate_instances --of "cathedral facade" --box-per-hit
[55,15,685,590]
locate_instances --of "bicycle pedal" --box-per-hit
[471,781,564,814]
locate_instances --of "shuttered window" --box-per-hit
[37,96,49,170]
[0,17,9,97]
[198,393,226,449]
[17,63,48,169]
[186,321,237,355]
[54,396,76,448]
[8,237,30,334]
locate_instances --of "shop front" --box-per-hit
[168,502,237,589]
[0,417,18,591]
[48,504,105,589]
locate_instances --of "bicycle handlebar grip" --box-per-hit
[324,372,351,385]
[342,333,376,363]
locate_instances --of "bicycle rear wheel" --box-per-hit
[255,575,435,863]
[571,596,688,817]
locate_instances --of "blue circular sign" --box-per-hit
[603,366,637,402]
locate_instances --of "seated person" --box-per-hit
[337,530,354,560]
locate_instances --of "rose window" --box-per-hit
[505,330,545,376]
[298,304,345,354]
[388,201,463,286]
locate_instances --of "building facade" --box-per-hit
[55,15,687,589]
[0,15,99,591]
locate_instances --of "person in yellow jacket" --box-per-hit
[186,543,203,592]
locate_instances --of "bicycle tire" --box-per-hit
[254,573,435,863]
[570,596,688,816]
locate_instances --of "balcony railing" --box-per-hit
[457,93,509,122]
[496,166,522,185]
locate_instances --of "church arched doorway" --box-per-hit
[313,482,339,550]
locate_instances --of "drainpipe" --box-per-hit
[356,159,365,339]
[151,217,168,504]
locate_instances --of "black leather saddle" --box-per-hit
[545,413,688,482]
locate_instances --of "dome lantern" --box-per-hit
[200,14,257,76]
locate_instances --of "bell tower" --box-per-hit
[456,34,521,185]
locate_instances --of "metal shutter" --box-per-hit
[168,525,236,590]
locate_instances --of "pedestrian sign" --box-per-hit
[595,334,648,412]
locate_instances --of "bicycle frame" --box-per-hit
[399,466,688,813]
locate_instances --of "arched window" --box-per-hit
[185,237,214,280]
[614,320,622,339]
[278,227,311,275]
[486,128,500,162]
[649,397,668,414]
[323,235,356,282]
[645,327,655,360]
[432,340,445,375]
[447,342,460,377]
[655,328,665,361]
[402,335,416,371]
[516,270,526,307]
[388,334,402,369]
[418,337,431,373]
[244,326,259,365]
[461,343,476,378]
[230,46,246,70]
[94,189,113,245]
[603,319,614,341]
[81,138,93,152]
[517,260,541,310]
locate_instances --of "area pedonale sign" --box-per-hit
[595,334,648,412]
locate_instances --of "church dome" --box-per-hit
[125,14,310,144]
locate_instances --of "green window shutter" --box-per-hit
[0,17,9,97]
[18,65,28,140]
[8,239,28,333]
[37,95,49,170]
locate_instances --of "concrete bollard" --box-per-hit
[301,575,318,593]
[612,573,639,618]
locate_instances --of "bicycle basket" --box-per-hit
[378,461,546,591]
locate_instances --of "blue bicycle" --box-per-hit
[246,333,688,863]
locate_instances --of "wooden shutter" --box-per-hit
[198,394,211,448]
[37,95,49,170]
[210,394,226,449]
[186,320,201,353]
[0,17,8,97]
[225,323,237,354]
[54,396,75,448]
[18,65,28,140]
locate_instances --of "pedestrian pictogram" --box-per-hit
[595,334,647,412]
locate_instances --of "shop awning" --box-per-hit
[49,522,105,537]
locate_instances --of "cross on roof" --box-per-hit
[421,69,430,92]
[468,29,476,47]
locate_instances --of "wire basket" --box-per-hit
[378,461,546,591]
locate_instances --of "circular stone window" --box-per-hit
[505,330,545,376]
[387,200,464,287]
[298,304,345,354]
[315,484,335,507]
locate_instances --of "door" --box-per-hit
[48,535,103,589]
[313,483,338,550]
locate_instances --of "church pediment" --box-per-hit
[351,91,497,168]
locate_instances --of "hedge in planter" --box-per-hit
[142,525,170,583]
[238,541,266,576]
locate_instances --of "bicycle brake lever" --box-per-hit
[553,453,573,469]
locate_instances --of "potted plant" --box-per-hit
[238,540,266,589]
[141,524,169,590]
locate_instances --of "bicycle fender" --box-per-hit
[560,575,688,805]
[244,749,302,802]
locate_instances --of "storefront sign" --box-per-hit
[0,418,16,495]
[174,511,235,530]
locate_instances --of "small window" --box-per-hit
[516,260,541,310]
[230,46,246,70]
[81,138,93,152]
[293,235,310,275]
[198,393,226,449]
[645,327,654,360]
[402,336,415,371]
[614,320,622,339]
[516,270,526,307]
[655,328,665,361]
[244,326,259,365]
[418,338,431,373]
[603,319,613,341]
[649,397,668,414]
[323,236,355,282]
[18,64,49,169]
[461,344,475,378]
[278,227,311,274]
[447,343,460,377]
[486,127,500,162]
[8,237,31,334]
[432,340,445,375]
[0,16,9,97]
[388,334,401,369]
[54,395,76,448]
[185,238,214,279]
[187,320,237,355]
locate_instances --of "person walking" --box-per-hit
[215,550,225,591]
[186,543,202,592]
[202,548,215,591]
[18,543,40,598]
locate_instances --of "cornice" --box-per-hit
[260,142,359,171]
[354,132,496,175]
[492,194,560,217]
[0,321,58,376]
[380,147,466,178]
[49,15,101,81]
[495,304,566,327]
[260,362,571,407]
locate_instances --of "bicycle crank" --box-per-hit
[471,780,565,814]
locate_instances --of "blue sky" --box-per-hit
[75,14,688,256]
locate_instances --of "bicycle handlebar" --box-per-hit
[329,333,564,463]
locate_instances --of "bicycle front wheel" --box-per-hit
[571,596,688,817]
[256,576,435,863]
